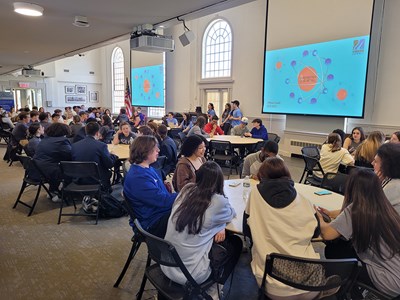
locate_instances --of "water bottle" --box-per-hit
[129,137,134,144]
[242,176,251,202]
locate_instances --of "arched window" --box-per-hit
[202,19,232,79]
[111,47,124,113]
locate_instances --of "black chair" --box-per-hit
[258,253,359,300]
[177,131,187,144]
[13,155,52,216]
[58,161,103,224]
[169,127,182,140]
[351,281,399,300]
[301,146,320,159]
[254,141,264,152]
[113,195,144,288]
[209,140,239,178]
[268,133,281,144]
[320,172,348,195]
[103,129,115,144]
[134,219,216,300]
[299,155,324,186]
[0,120,12,145]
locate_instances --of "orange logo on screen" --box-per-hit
[298,67,317,92]
[155,92,160,98]
[336,89,347,100]
[276,61,282,69]
[143,79,151,93]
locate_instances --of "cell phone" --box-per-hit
[314,190,332,196]
[317,208,331,223]
[229,182,241,187]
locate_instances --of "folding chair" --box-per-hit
[134,219,216,300]
[258,253,359,300]
[320,172,348,195]
[299,154,324,186]
[113,195,144,288]
[209,140,239,178]
[58,161,103,224]
[301,146,320,159]
[13,155,52,216]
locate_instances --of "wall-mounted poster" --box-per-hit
[75,85,87,95]
[65,86,75,94]
[90,91,99,103]
[65,95,87,103]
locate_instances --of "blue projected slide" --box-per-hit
[262,35,370,117]
[131,64,164,107]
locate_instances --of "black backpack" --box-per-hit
[99,193,127,218]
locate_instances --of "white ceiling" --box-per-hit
[0,0,255,75]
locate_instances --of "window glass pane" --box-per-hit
[111,47,125,113]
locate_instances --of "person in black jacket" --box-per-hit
[71,122,117,191]
[157,124,177,175]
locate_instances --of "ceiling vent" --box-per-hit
[73,16,89,28]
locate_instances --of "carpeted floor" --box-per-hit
[0,143,316,299]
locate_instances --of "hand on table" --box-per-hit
[244,132,251,137]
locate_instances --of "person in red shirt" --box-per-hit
[204,115,224,137]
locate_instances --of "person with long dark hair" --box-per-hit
[187,116,209,138]
[343,126,366,154]
[318,169,400,297]
[161,161,242,291]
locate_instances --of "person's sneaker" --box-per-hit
[82,196,98,213]
[51,195,61,203]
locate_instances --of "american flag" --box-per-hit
[124,77,132,117]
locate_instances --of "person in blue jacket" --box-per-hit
[245,118,268,140]
[124,135,177,238]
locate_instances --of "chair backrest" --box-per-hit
[17,155,32,170]
[261,253,358,294]
[104,129,115,144]
[210,140,232,153]
[302,155,324,175]
[268,133,281,144]
[254,141,264,152]
[59,161,101,182]
[178,131,187,143]
[169,127,182,139]
[150,155,166,170]
[134,219,200,288]
[321,172,348,195]
[301,146,320,159]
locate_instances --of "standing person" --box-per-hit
[124,135,177,238]
[244,118,268,140]
[245,158,320,299]
[71,122,116,192]
[187,116,210,138]
[204,115,224,137]
[343,127,366,155]
[207,103,216,120]
[220,103,232,134]
[228,100,243,127]
[172,135,206,192]
[317,169,400,297]
[372,143,400,215]
[112,122,136,145]
[161,161,242,291]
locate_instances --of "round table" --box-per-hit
[224,179,343,234]
[107,144,130,160]
[207,135,263,146]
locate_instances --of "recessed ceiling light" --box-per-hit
[14,2,44,17]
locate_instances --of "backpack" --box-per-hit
[98,193,127,218]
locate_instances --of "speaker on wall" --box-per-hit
[179,30,195,47]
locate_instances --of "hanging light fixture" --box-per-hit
[13,2,44,16]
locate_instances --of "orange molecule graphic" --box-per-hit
[298,67,317,92]
[155,92,160,98]
[276,61,282,70]
[336,89,347,101]
[143,79,151,93]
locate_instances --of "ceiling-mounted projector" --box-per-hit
[22,67,42,77]
[130,35,175,53]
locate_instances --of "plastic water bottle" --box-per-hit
[242,176,251,202]
[129,137,134,144]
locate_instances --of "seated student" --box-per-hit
[12,112,30,144]
[230,117,250,137]
[39,112,51,131]
[172,135,206,192]
[244,118,268,140]
[32,123,72,202]
[242,140,281,179]
[113,108,130,125]
[157,124,178,175]
[69,115,83,138]
[390,131,400,143]
[245,158,320,300]
[314,133,354,180]
[112,121,136,145]
[124,135,177,238]
[71,122,116,191]
[166,112,178,127]
[373,143,400,215]
[51,113,61,124]
[28,110,39,124]
[136,107,146,125]
[332,129,346,146]
[343,126,366,155]
[203,115,224,137]
[187,116,210,138]
[354,131,385,168]
[318,169,400,297]
[179,113,193,134]
[161,161,242,290]
[26,123,44,157]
